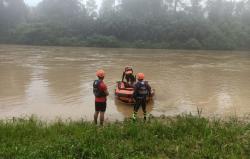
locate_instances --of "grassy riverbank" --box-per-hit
[0,115,250,158]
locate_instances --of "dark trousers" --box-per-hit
[134,98,147,113]
[95,102,107,112]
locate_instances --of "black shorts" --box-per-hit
[95,102,107,112]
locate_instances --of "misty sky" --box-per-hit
[24,0,102,8]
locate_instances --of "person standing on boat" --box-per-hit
[132,73,151,121]
[93,69,109,126]
[122,66,136,87]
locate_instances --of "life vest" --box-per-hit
[93,80,106,97]
[134,81,149,98]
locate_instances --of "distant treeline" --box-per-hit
[0,0,250,50]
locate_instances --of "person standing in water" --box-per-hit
[93,69,109,125]
[132,73,151,121]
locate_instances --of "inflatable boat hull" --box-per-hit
[115,81,154,104]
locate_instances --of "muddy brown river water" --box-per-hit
[0,45,250,121]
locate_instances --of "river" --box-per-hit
[0,44,250,121]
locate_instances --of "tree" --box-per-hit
[86,0,98,19]
[0,0,27,30]
[1,0,250,50]
[99,0,116,18]
[206,0,236,23]
[36,0,83,26]
[0,0,5,34]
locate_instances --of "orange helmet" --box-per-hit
[96,69,105,78]
[137,73,144,80]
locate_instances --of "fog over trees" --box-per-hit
[0,0,250,49]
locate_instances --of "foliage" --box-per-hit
[86,35,121,47]
[0,0,250,50]
[0,115,250,158]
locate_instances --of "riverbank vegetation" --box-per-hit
[0,115,250,158]
[0,0,250,50]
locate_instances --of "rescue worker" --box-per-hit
[132,73,151,121]
[122,66,136,87]
[93,69,109,126]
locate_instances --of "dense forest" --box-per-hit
[0,0,250,50]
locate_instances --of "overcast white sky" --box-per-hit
[24,0,102,8]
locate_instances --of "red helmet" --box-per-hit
[137,73,144,80]
[96,69,105,78]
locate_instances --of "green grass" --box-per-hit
[0,115,250,159]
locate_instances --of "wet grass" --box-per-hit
[0,115,250,159]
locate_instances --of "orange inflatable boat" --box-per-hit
[115,81,155,104]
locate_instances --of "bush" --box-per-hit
[56,37,82,46]
[184,38,202,49]
[0,116,250,158]
[86,35,121,47]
